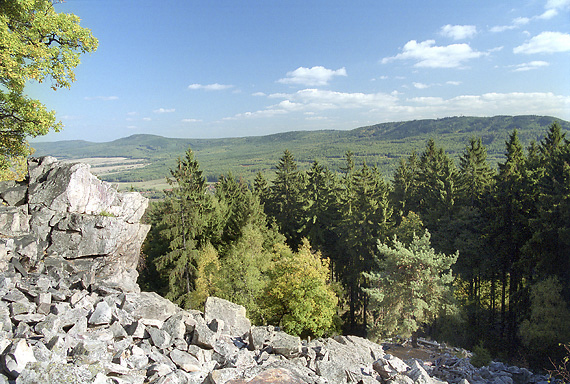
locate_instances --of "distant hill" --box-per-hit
[31,115,569,186]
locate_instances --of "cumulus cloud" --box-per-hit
[404,92,570,118]
[182,118,202,123]
[381,40,486,68]
[252,92,266,97]
[538,0,570,19]
[153,108,175,114]
[278,66,347,86]
[511,61,550,71]
[514,31,570,54]
[188,83,233,91]
[440,25,477,40]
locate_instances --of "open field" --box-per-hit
[61,157,149,177]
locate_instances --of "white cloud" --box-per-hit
[514,31,570,54]
[511,60,550,71]
[413,82,430,89]
[404,92,570,118]
[277,66,347,86]
[440,25,477,40]
[188,83,233,91]
[446,81,462,86]
[490,17,530,33]
[84,96,119,101]
[182,118,202,123]
[252,92,266,97]
[538,0,570,19]
[382,40,486,68]
[153,108,175,114]
[142,117,152,121]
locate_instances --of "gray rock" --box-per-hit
[170,349,202,372]
[316,360,347,384]
[271,331,301,358]
[204,297,251,338]
[162,312,195,340]
[192,319,219,350]
[1,339,37,379]
[122,292,178,323]
[0,181,26,206]
[15,361,104,384]
[71,339,110,364]
[207,367,241,384]
[89,300,113,325]
[147,327,172,350]
[249,326,274,351]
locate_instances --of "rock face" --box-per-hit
[0,158,550,384]
[0,157,150,293]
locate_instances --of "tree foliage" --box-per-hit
[262,238,338,337]
[0,0,98,178]
[364,231,457,340]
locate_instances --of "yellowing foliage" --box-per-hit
[263,238,338,337]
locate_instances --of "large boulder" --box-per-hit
[0,157,150,293]
[204,297,251,338]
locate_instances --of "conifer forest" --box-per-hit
[139,122,570,370]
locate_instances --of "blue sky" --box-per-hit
[32,0,570,142]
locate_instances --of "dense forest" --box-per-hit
[139,122,570,371]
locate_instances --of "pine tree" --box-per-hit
[364,230,457,344]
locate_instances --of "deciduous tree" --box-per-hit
[0,0,98,178]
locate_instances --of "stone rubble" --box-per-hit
[0,158,553,383]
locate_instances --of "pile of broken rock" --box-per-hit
[0,158,551,384]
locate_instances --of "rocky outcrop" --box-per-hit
[0,158,551,384]
[0,157,149,293]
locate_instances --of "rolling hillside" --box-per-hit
[31,115,569,191]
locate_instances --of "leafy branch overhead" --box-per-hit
[0,0,98,178]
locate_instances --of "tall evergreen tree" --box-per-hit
[524,122,570,295]
[486,130,534,348]
[266,150,306,249]
[302,161,341,260]
[155,148,213,309]
[390,152,421,219]
[458,137,495,207]
[364,230,457,345]
[337,161,392,331]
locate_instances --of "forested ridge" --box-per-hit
[139,121,570,371]
[32,115,570,186]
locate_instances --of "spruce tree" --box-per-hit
[458,137,495,207]
[155,148,213,309]
[302,161,341,259]
[266,150,306,249]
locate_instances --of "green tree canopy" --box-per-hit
[0,0,98,178]
[262,238,338,337]
[364,230,457,341]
